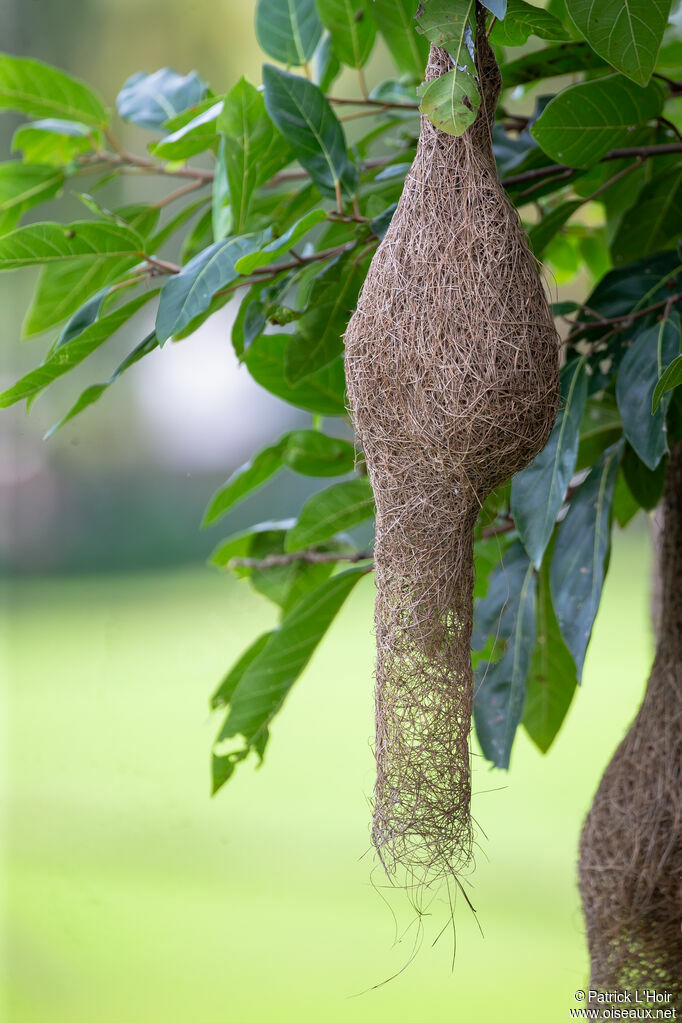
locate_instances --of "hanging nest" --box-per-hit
[579,440,682,1010]
[344,12,560,889]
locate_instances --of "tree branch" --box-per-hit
[227,549,373,570]
[501,142,682,188]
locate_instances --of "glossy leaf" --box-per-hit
[316,0,376,68]
[285,253,365,382]
[212,566,366,788]
[0,163,64,232]
[235,210,327,274]
[522,549,577,753]
[371,0,429,78]
[652,354,682,412]
[263,65,355,199]
[473,543,537,769]
[11,118,94,166]
[282,429,355,476]
[415,0,474,48]
[501,42,604,87]
[285,477,374,551]
[621,443,666,510]
[566,0,671,85]
[217,79,292,234]
[616,315,680,469]
[0,220,142,270]
[244,333,347,415]
[612,469,640,527]
[211,633,272,709]
[417,66,480,137]
[0,54,108,127]
[156,232,266,343]
[530,74,663,169]
[151,100,222,160]
[611,167,682,267]
[0,292,156,407]
[512,358,587,568]
[116,69,206,130]
[255,0,323,66]
[491,0,569,45]
[550,443,621,678]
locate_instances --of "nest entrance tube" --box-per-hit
[579,441,682,1010]
[345,11,560,890]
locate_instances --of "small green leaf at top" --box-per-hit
[316,0,377,69]
[491,0,569,46]
[371,0,429,79]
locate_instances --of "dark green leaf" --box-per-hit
[530,75,663,169]
[472,541,530,651]
[244,333,347,414]
[0,220,143,270]
[151,99,222,160]
[369,203,397,240]
[473,543,537,769]
[12,118,94,166]
[652,353,682,412]
[217,78,292,234]
[211,633,273,709]
[511,358,587,568]
[616,315,680,469]
[285,252,365,382]
[202,438,288,526]
[50,287,109,351]
[0,163,64,233]
[0,291,157,407]
[612,469,640,526]
[156,233,266,343]
[234,210,327,274]
[565,0,671,86]
[116,69,206,130]
[263,65,355,199]
[621,443,666,509]
[315,32,342,91]
[285,477,374,550]
[528,200,581,258]
[213,567,365,770]
[575,395,622,470]
[0,54,108,127]
[611,167,682,267]
[522,548,577,753]
[371,0,429,78]
[45,332,159,436]
[316,0,376,68]
[491,0,569,45]
[255,0,323,65]
[282,429,355,475]
[501,42,605,88]
[550,443,621,678]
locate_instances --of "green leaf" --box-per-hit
[156,233,266,343]
[565,0,672,86]
[417,66,480,137]
[501,42,604,88]
[11,119,93,167]
[372,0,429,78]
[0,163,64,233]
[282,429,355,475]
[415,0,474,48]
[211,633,273,710]
[234,210,327,274]
[522,548,577,754]
[243,528,338,610]
[210,519,295,570]
[45,332,159,436]
[611,167,682,267]
[491,0,569,45]
[49,287,110,352]
[285,478,374,551]
[116,69,206,130]
[217,78,292,234]
[575,396,622,471]
[530,74,663,169]
[550,443,621,678]
[263,65,355,199]
[616,315,680,470]
[316,0,376,68]
[527,199,581,258]
[255,0,323,65]
[0,53,108,127]
[0,220,143,270]
[0,291,157,407]
[652,354,682,412]
[213,567,365,779]
[473,543,537,769]
[244,333,347,414]
[151,99,222,160]
[481,0,507,17]
[511,358,587,568]
[612,468,640,527]
[621,442,666,509]
[285,253,365,382]
[202,438,288,526]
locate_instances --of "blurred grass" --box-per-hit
[2,524,652,1022]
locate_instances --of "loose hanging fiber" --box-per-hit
[345,6,560,890]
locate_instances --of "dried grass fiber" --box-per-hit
[579,441,682,1010]
[344,12,560,889]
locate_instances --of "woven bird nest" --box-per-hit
[579,440,682,1011]
[344,12,560,890]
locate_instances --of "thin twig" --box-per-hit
[228,550,373,570]
[501,142,682,189]
[327,96,418,110]
[153,178,207,209]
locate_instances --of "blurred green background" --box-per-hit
[0,1,658,1020]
